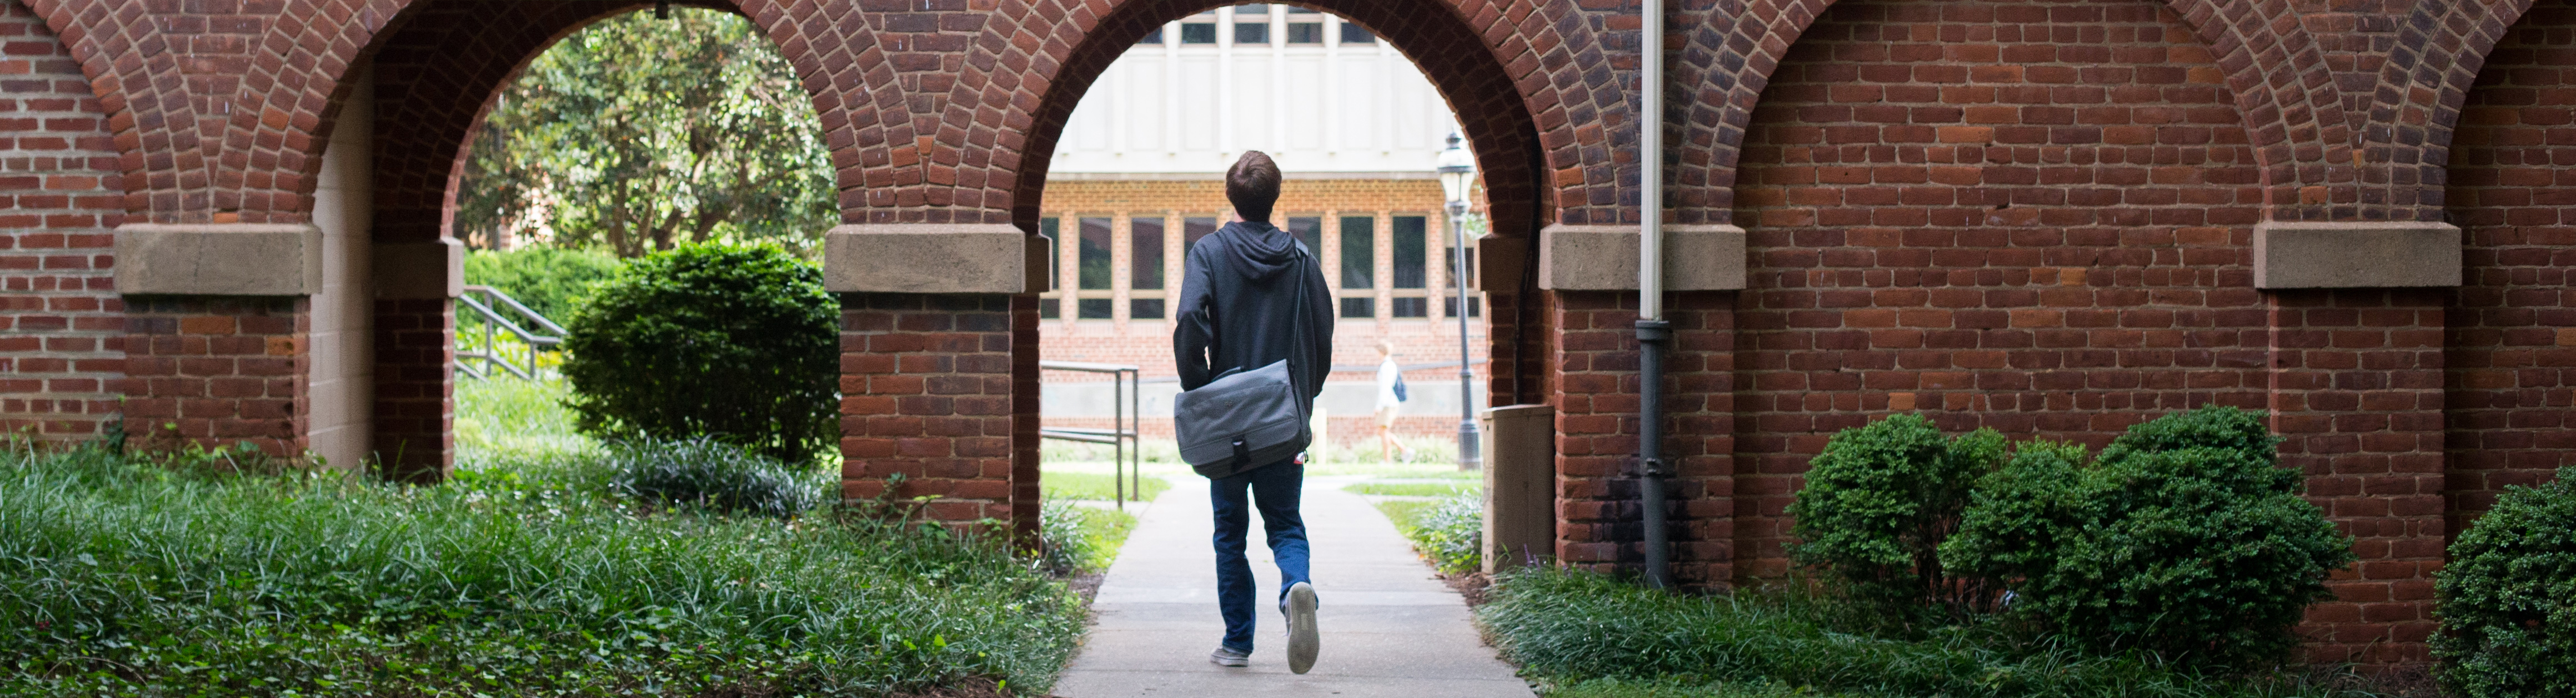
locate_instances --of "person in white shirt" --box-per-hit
[1374,340,1408,465]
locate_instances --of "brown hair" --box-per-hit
[1226,150,1281,223]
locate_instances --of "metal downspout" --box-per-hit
[1637,0,1672,589]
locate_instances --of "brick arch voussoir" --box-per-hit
[950,0,1597,234]
[247,0,893,233]
[1680,0,2348,224]
[23,0,199,219]
[2377,0,2537,223]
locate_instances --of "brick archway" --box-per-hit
[1673,0,2354,226]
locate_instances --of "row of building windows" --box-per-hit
[1038,214,1478,322]
[1138,4,1375,47]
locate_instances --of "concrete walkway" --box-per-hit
[1051,474,1536,698]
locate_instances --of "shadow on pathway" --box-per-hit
[1051,473,1535,697]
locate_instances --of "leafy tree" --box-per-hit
[456,9,835,258]
[560,244,839,464]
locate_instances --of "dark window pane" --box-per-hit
[1340,23,1374,44]
[1286,23,1322,43]
[1392,216,1426,289]
[1131,298,1165,319]
[1235,22,1267,44]
[1339,216,1374,289]
[1286,6,1318,12]
[1138,27,1164,44]
[1184,217,1219,257]
[1392,297,1428,318]
[1447,245,1475,288]
[1041,217,1060,290]
[1339,297,1374,319]
[1446,296,1482,318]
[1079,217,1113,290]
[1289,217,1321,255]
[1234,3,1270,13]
[1040,298,1061,319]
[1132,218,1164,290]
[1182,23,1216,43]
[1077,298,1113,319]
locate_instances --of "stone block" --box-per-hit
[115,223,322,295]
[2253,222,2462,289]
[372,239,463,299]
[824,224,1028,294]
[1482,404,1555,573]
[1537,224,1747,291]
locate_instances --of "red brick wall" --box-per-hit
[1726,0,2267,574]
[2446,1,2576,533]
[371,299,451,481]
[1551,290,1737,586]
[0,0,122,443]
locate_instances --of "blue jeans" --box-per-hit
[1211,459,1311,653]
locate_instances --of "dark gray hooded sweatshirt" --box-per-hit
[1173,220,1334,409]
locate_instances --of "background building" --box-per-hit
[1038,3,1486,443]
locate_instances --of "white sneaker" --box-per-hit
[1283,581,1319,674]
[1209,646,1249,667]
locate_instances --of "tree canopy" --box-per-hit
[456,9,836,258]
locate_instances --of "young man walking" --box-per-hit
[1173,151,1334,674]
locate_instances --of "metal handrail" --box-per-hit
[457,285,564,380]
[1040,360,1143,509]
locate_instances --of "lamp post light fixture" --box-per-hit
[1436,133,1482,472]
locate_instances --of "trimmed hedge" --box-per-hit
[1785,414,2005,617]
[561,243,839,463]
[2435,468,2576,697]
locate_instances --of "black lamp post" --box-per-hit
[1436,133,1481,471]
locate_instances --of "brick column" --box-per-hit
[839,293,1019,528]
[1550,289,1738,587]
[370,298,453,482]
[121,297,307,456]
[2267,288,2446,666]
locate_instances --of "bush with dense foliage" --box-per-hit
[1476,567,2379,698]
[0,444,1084,696]
[461,246,626,323]
[562,243,839,463]
[1941,406,2355,666]
[1785,414,2006,616]
[605,437,829,518]
[2434,468,2576,697]
[1395,493,1484,575]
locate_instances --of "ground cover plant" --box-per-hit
[1479,568,2384,698]
[0,441,1085,697]
[2434,467,2576,697]
[1375,492,1483,575]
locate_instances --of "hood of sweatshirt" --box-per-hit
[1211,220,1304,285]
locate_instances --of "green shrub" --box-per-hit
[1942,405,2355,666]
[0,446,1082,696]
[461,246,626,323]
[1786,414,2004,616]
[562,243,839,463]
[1477,567,2376,698]
[2434,468,2576,697]
[1036,501,1139,575]
[605,437,827,518]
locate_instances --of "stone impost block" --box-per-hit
[1026,233,1054,293]
[2252,221,2462,289]
[115,223,322,295]
[1537,224,1748,291]
[373,239,464,299]
[824,224,1028,294]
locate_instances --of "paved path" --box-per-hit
[1051,474,1536,698]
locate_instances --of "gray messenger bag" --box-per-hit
[1172,249,1316,479]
